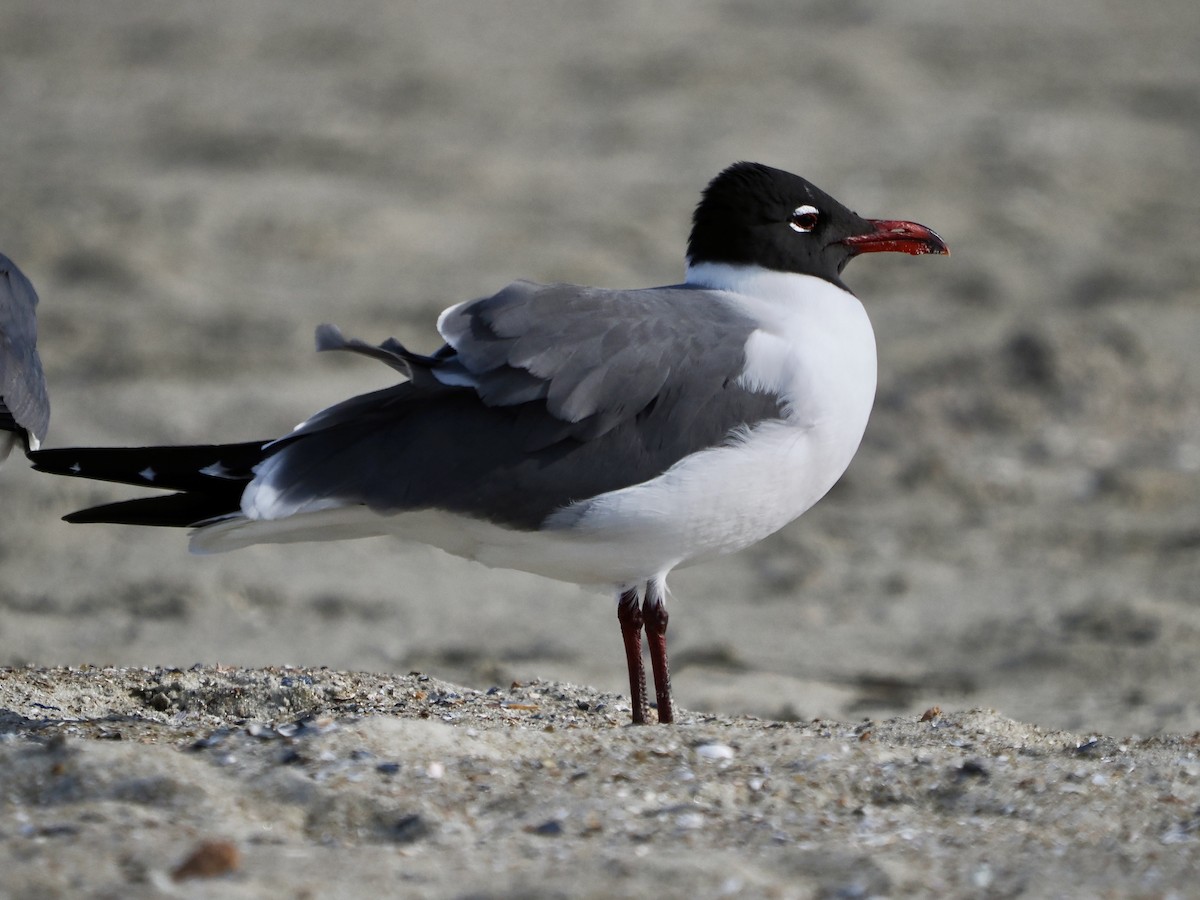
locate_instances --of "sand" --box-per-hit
[1,1,1199,895]
[5,666,1200,898]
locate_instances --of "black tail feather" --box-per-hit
[30,439,272,528]
[29,440,271,492]
[63,490,244,528]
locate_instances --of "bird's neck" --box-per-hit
[684,261,840,298]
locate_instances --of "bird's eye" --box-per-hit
[789,205,820,233]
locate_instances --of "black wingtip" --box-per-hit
[60,491,242,527]
[29,441,270,491]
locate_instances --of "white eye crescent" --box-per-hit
[789,205,820,233]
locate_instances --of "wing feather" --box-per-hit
[0,253,50,451]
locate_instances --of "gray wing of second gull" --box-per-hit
[0,253,50,451]
[258,280,787,530]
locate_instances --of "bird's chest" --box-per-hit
[543,276,879,575]
[668,410,866,561]
[563,359,876,572]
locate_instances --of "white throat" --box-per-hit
[684,260,843,298]
[685,257,879,480]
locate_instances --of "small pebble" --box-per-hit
[971,864,993,889]
[171,840,240,881]
[529,819,563,836]
[190,728,233,751]
[390,814,429,843]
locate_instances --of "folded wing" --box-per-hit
[0,253,50,456]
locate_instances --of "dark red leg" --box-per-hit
[643,580,675,724]
[617,587,649,725]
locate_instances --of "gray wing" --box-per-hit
[435,280,766,441]
[256,281,785,530]
[0,253,50,452]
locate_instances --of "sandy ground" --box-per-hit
[5,666,1200,898]
[1,0,1199,895]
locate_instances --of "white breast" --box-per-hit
[538,264,878,583]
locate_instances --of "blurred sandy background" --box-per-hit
[2,0,1199,737]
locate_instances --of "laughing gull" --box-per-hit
[0,252,50,465]
[31,162,947,724]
